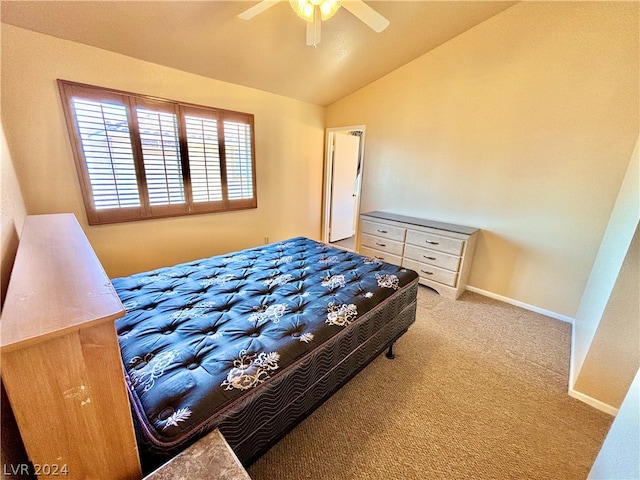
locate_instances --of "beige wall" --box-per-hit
[573,225,639,408]
[1,24,325,278]
[0,122,29,477]
[571,135,639,410]
[326,1,639,318]
[0,124,26,305]
[588,369,640,480]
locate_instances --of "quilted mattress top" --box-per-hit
[112,237,418,447]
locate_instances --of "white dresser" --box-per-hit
[358,211,479,299]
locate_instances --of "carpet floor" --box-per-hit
[247,286,613,480]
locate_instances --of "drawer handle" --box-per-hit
[423,255,436,260]
[375,242,387,247]
[375,256,385,260]
[377,229,388,234]
[421,270,434,275]
[425,240,439,245]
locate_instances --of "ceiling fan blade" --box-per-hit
[237,0,280,20]
[306,13,321,47]
[341,0,390,33]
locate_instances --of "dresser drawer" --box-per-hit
[406,229,464,256]
[360,233,404,256]
[402,258,458,287]
[403,244,461,272]
[359,246,403,266]
[361,220,406,242]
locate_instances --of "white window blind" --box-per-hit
[224,120,254,200]
[136,108,185,206]
[72,98,140,209]
[184,115,223,203]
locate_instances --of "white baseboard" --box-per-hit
[568,388,619,416]
[465,286,574,324]
[569,325,577,388]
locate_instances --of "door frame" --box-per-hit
[322,125,366,245]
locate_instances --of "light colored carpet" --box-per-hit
[247,286,612,480]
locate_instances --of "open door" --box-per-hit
[322,126,366,250]
[330,133,360,242]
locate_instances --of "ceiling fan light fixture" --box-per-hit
[290,0,342,22]
[319,0,342,20]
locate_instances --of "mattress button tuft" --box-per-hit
[158,407,174,420]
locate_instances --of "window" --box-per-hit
[58,80,256,225]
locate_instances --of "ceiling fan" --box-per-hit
[238,0,390,47]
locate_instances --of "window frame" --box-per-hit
[58,80,257,225]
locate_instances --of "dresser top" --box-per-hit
[361,211,479,236]
[1,213,125,352]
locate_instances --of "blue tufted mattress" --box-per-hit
[112,237,418,469]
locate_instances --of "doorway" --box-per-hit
[322,126,366,252]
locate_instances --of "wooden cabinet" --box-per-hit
[358,211,478,299]
[1,214,141,479]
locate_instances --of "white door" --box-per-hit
[330,132,360,242]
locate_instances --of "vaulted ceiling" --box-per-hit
[1,1,516,106]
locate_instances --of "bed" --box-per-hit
[112,236,419,473]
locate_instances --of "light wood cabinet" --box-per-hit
[1,214,141,479]
[358,211,479,299]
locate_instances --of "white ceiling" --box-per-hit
[1,1,517,106]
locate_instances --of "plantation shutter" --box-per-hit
[59,80,256,225]
[60,83,144,224]
[182,107,225,213]
[72,98,140,209]
[222,113,256,209]
[132,100,187,217]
